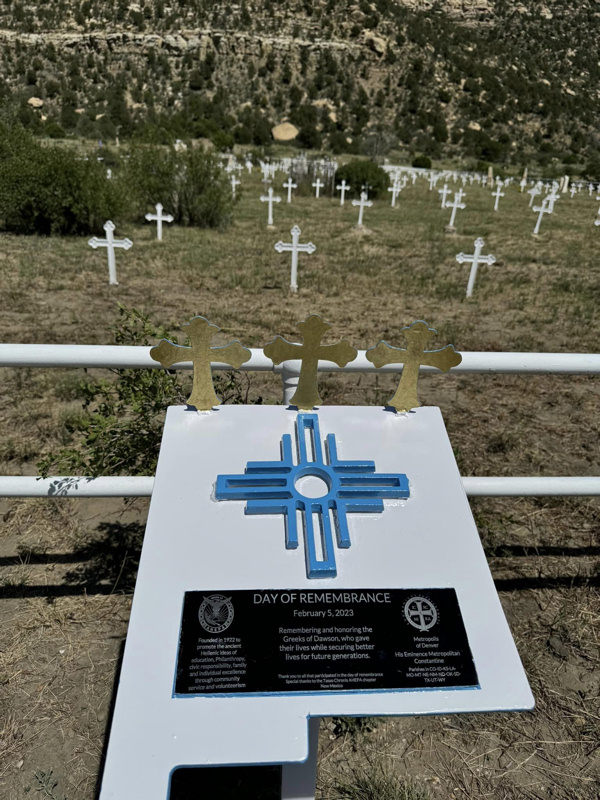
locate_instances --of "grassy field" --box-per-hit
[0,171,599,800]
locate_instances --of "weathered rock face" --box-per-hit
[272,122,299,141]
[27,96,44,108]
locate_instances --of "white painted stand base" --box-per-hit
[281,719,320,800]
[98,406,533,800]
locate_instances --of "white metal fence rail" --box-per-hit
[1,343,599,498]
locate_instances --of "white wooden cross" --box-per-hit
[547,189,560,212]
[88,220,133,285]
[428,174,437,191]
[352,191,373,227]
[388,180,402,207]
[312,178,324,198]
[438,183,451,209]
[336,179,350,205]
[445,191,466,229]
[230,175,241,199]
[456,237,496,298]
[528,185,541,208]
[260,187,282,226]
[492,184,505,212]
[245,159,253,174]
[570,185,577,199]
[274,225,316,292]
[144,204,174,242]
[532,196,551,235]
[283,178,297,204]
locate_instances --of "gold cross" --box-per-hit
[366,321,462,412]
[150,316,251,410]
[264,315,357,410]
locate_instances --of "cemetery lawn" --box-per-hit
[0,174,599,799]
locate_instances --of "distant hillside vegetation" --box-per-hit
[0,1,598,174]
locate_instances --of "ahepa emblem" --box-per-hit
[198,594,234,634]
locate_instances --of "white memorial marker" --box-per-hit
[456,237,496,298]
[438,183,451,209]
[428,174,436,191]
[528,185,541,208]
[230,175,241,198]
[492,183,505,212]
[145,204,174,242]
[88,220,132,285]
[98,329,533,800]
[352,191,373,227]
[445,190,466,230]
[260,187,282,227]
[312,178,324,198]
[570,185,577,199]
[274,225,316,292]
[547,189,560,212]
[336,179,350,205]
[532,196,551,235]
[388,180,402,208]
[283,178,297,204]
[245,159,253,174]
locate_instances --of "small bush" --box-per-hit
[0,123,124,235]
[122,144,237,228]
[411,154,432,169]
[334,159,389,199]
[39,306,258,478]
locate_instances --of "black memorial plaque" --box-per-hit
[175,589,479,695]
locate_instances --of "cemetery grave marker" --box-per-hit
[438,183,452,208]
[492,184,505,212]
[352,191,373,228]
[532,196,552,236]
[231,174,241,198]
[445,190,466,232]
[455,238,497,298]
[261,187,282,227]
[88,220,132,285]
[528,184,541,207]
[336,179,350,205]
[283,178,297,204]
[145,203,174,241]
[312,178,324,198]
[98,312,533,800]
[274,225,316,292]
[388,179,402,207]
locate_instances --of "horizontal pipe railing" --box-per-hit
[1,344,600,375]
[1,344,599,499]
[1,476,599,498]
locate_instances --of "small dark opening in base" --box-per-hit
[170,765,282,799]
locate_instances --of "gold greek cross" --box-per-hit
[264,315,357,411]
[366,321,462,412]
[150,316,251,410]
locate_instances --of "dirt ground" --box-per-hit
[0,173,598,799]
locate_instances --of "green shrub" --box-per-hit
[122,144,237,228]
[334,159,389,198]
[411,154,432,169]
[0,123,124,235]
[39,306,257,478]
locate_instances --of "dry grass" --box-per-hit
[0,174,598,799]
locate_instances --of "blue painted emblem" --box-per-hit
[215,414,409,579]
